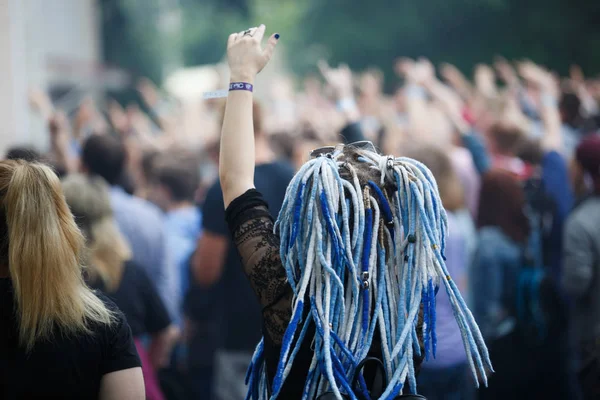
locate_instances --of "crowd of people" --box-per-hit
[2,24,600,400]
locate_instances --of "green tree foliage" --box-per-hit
[102,0,600,89]
[295,0,600,88]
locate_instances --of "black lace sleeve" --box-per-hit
[225,189,293,346]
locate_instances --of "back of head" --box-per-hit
[559,92,581,126]
[62,174,131,292]
[81,134,126,185]
[152,152,200,204]
[516,138,544,166]
[402,145,465,212]
[487,122,526,157]
[477,169,529,243]
[0,161,112,350]
[5,146,42,163]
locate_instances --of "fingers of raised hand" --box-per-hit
[417,58,434,77]
[395,57,414,77]
[235,26,261,44]
[261,33,279,67]
[227,25,278,76]
[254,24,266,43]
[317,60,331,79]
[227,33,238,48]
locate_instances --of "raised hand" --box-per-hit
[517,60,557,95]
[439,63,473,100]
[440,63,463,84]
[108,100,130,134]
[474,64,497,97]
[220,25,280,207]
[403,58,435,85]
[48,111,70,142]
[29,88,54,120]
[394,57,415,78]
[226,24,279,83]
[569,64,585,84]
[317,60,353,99]
[137,78,160,108]
[494,56,519,87]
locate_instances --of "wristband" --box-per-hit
[229,82,254,92]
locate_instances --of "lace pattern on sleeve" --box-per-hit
[227,192,293,346]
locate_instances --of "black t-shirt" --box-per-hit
[90,260,171,337]
[193,160,294,352]
[0,278,140,399]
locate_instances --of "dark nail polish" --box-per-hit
[274,33,280,39]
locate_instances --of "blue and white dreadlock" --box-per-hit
[245,147,492,400]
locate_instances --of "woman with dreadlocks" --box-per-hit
[219,25,491,399]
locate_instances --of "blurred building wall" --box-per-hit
[0,0,101,157]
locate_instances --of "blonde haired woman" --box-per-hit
[62,174,179,400]
[0,160,144,399]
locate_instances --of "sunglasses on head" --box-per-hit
[309,140,379,159]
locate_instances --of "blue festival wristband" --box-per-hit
[229,82,254,92]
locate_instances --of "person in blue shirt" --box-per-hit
[81,134,178,321]
[148,152,203,327]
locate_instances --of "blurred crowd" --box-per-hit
[8,56,600,399]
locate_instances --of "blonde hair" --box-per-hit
[61,174,132,292]
[0,160,114,351]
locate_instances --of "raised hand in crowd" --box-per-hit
[28,88,55,121]
[439,62,474,101]
[569,64,600,117]
[137,78,161,110]
[220,24,279,206]
[318,60,360,126]
[74,96,109,140]
[108,99,131,135]
[518,60,563,152]
[48,110,78,174]
[400,58,436,141]
[494,56,520,90]
[474,63,498,98]
[137,78,180,138]
[518,60,559,96]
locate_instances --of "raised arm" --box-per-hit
[569,65,599,117]
[518,61,562,153]
[474,64,498,99]
[317,60,365,143]
[401,58,435,141]
[494,57,521,92]
[219,24,279,208]
[422,65,492,175]
[48,111,79,174]
[439,63,474,101]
